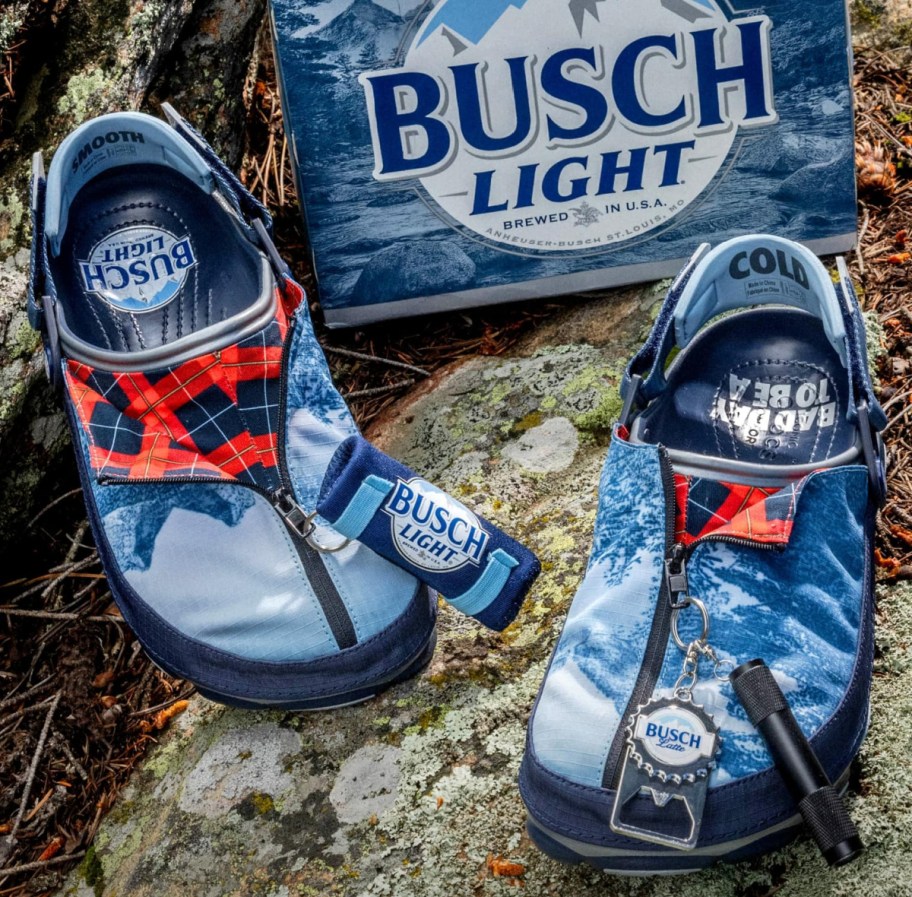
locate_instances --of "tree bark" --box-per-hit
[0,0,266,558]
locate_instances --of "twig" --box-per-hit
[279,133,288,205]
[127,687,197,719]
[0,695,57,732]
[49,521,93,609]
[0,607,122,623]
[0,678,55,714]
[885,402,912,434]
[857,205,870,276]
[57,733,89,782]
[880,387,912,414]
[871,119,912,158]
[62,521,89,566]
[42,555,101,599]
[0,692,61,862]
[323,345,430,377]
[3,555,101,605]
[0,850,85,878]
[70,578,107,605]
[27,488,82,528]
[344,379,415,399]
[24,787,54,823]
[131,664,158,714]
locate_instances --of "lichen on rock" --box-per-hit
[851,0,912,54]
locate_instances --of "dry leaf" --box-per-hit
[93,670,115,689]
[487,855,526,878]
[151,699,190,731]
[875,548,901,572]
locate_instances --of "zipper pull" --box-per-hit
[664,542,690,609]
[271,486,316,539]
[271,486,351,554]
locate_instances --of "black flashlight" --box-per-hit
[730,659,863,867]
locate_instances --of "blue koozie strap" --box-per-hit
[331,475,395,538]
[317,436,540,631]
[448,550,519,617]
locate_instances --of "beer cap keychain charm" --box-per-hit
[610,598,725,850]
[610,695,721,850]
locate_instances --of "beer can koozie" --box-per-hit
[270,0,857,327]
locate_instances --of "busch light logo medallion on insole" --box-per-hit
[384,478,489,572]
[79,226,197,313]
[360,0,777,253]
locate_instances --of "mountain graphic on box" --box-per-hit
[417,0,529,46]
[415,0,718,49]
[311,0,404,67]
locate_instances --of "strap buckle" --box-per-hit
[618,373,643,430]
[43,296,63,392]
[857,400,887,507]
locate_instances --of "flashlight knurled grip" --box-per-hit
[730,659,863,867]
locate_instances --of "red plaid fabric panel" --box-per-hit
[674,474,805,546]
[279,277,305,317]
[67,289,290,488]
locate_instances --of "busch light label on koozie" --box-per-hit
[270,0,857,327]
[383,478,489,572]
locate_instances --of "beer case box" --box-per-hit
[270,0,857,327]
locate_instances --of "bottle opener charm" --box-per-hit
[609,694,720,850]
[610,596,727,851]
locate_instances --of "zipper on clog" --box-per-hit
[271,485,315,539]
[602,448,782,789]
[601,448,678,788]
[95,306,359,651]
[267,485,357,650]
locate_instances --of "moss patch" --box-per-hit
[78,845,105,897]
[575,392,624,436]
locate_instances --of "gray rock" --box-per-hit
[61,285,912,897]
[329,744,402,824]
[773,159,853,203]
[502,416,580,474]
[352,241,476,305]
[176,722,302,819]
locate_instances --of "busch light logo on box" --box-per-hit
[361,0,775,250]
[79,226,197,313]
[270,0,857,326]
